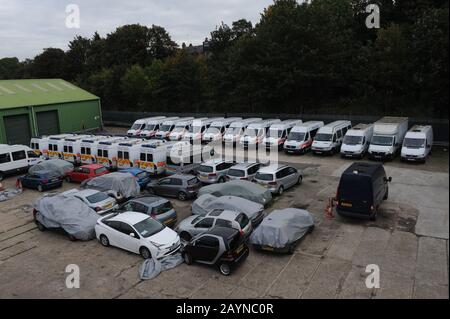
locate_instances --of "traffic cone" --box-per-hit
[16,179,22,191]
[325,197,335,219]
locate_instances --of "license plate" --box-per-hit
[105,203,113,209]
[235,244,244,254]
[341,202,352,208]
[51,179,59,182]
[287,150,294,153]
[262,246,274,251]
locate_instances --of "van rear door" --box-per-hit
[338,174,373,215]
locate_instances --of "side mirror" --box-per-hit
[130,233,135,238]
[385,177,392,183]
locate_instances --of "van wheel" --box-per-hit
[219,263,231,276]
[183,252,193,265]
[178,192,187,201]
[277,186,284,196]
[140,247,152,259]
[288,244,296,255]
[383,188,389,200]
[180,232,191,242]
[37,185,44,192]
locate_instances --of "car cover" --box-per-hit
[29,159,74,177]
[249,209,314,248]
[83,172,140,199]
[197,180,272,206]
[34,194,100,241]
[0,188,23,202]
[139,253,184,280]
[192,194,264,220]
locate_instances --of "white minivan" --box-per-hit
[312,121,352,155]
[262,119,302,150]
[341,124,374,159]
[127,117,166,137]
[223,118,262,144]
[401,125,433,163]
[155,117,194,140]
[0,144,43,181]
[183,118,224,143]
[169,118,207,141]
[284,121,324,154]
[202,118,242,143]
[239,119,281,148]
[140,117,174,139]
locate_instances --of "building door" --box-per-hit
[4,114,32,145]
[36,110,59,136]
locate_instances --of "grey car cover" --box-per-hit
[139,253,184,280]
[83,172,140,199]
[250,209,314,248]
[192,194,264,220]
[197,180,272,206]
[29,159,74,177]
[34,194,100,240]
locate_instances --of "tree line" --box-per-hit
[0,0,448,118]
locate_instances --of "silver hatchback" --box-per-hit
[254,164,302,196]
[226,162,261,181]
[197,159,235,184]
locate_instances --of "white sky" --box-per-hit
[0,0,274,60]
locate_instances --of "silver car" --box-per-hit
[226,162,261,181]
[175,209,253,241]
[118,196,178,227]
[197,159,235,184]
[254,164,302,196]
[63,189,118,215]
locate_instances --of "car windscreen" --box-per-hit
[134,218,165,238]
[86,192,110,203]
[371,136,394,146]
[343,135,363,145]
[95,167,108,174]
[235,213,249,229]
[172,127,185,133]
[227,169,245,177]
[227,231,243,250]
[315,133,332,142]
[255,172,274,181]
[287,132,305,141]
[403,138,426,148]
[152,201,173,215]
[338,175,373,203]
[191,216,202,224]
[197,165,214,173]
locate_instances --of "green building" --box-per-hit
[0,79,102,145]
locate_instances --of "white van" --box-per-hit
[140,117,175,139]
[202,118,242,143]
[155,117,194,140]
[169,118,207,141]
[95,137,131,169]
[134,143,168,175]
[401,125,433,163]
[79,136,108,165]
[312,121,352,155]
[284,121,324,154]
[369,117,409,160]
[262,119,302,150]
[62,135,95,164]
[239,119,282,148]
[116,139,146,169]
[127,117,166,137]
[223,118,262,144]
[30,137,49,157]
[183,118,224,143]
[46,134,78,159]
[0,144,43,181]
[341,124,374,158]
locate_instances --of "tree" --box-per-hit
[147,25,178,60]
[0,57,22,79]
[66,36,91,81]
[30,48,67,78]
[120,65,150,110]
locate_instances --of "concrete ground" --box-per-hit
[0,132,448,299]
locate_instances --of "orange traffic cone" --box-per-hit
[16,179,22,191]
[325,197,335,219]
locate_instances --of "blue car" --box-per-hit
[119,168,151,189]
[19,170,63,192]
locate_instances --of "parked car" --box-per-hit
[18,170,63,192]
[118,196,178,227]
[250,209,314,254]
[66,164,110,183]
[336,162,391,221]
[119,168,151,189]
[63,189,118,215]
[81,172,140,203]
[146,174,201,201]
[197,159,235,184]
[254,164,302,196]
[95,212,181,259]
[175,209,252,241]
[198,180,273,206]
[226,162,261,181]
[182,226,249,276]
[192,194,265,227]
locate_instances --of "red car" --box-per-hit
[66,164,110,183]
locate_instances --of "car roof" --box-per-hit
[169,174,196,180]
[109,211,149,224]
[201,158,226,166]
[230,162,258,170]
[207,209,240,219]
[82,164,104,169]
[258,164,287,174]
[119,168,143,174]
[343,162,383,177]
[132,196,167,205]
[32,169,54,175]
[205,226,239,239]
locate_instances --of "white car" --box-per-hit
[63,189,118,215]
[95,212,181,259]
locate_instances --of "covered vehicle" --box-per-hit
[28,159,74,178]
[118,168,151,189]
[250,209,314,254]
[81,172,140,202]
[192,194,265,227]
[197,180,272,207]
[33,193,100,241]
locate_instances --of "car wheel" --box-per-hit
[219,263,231,276]
[99,235,110,247]
[140,247,152,259]
[308,225,315,234]
[178,192,187,201]
[180,232,191,242]
[277,186,284,196]
[37,185,44,192]
[147,187,155,195]
[297,176,303,185]
[183,252,193,265]
[218,177,225,183]
[35,220,46,231]
[288,243,296,255]
[65,176,71,183]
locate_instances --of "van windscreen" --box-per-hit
[344,135,363,145]
[288,132,305,141]
[315,133,332,142]
[403,138,425,148]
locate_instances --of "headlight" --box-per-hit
[150,241,163,249]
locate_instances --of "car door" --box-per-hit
[286,167,298,188]
[155,178,172,196]
[191,235,220,264]
[119,222,141,254]
[192,217,215,236]
[103,221,123,247]
[21,174,33,188]
[167,178,183,197]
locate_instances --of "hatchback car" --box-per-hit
[182,226,249,276]
[18,170,62,192]
[95,211,181,259]
[63,189,118,215]
[119,196,178,227]
[197,159,235,184]
[175,209,252,241]
[66,164,109,183]
[254,164,302,196]
[146,174,201,201]
[226,162,261,181]
[118,168,151,189]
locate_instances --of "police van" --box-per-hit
[262,119,302,150]
[284,121,324,154]
[223,118,262,145]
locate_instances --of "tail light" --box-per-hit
[370,205,374,211]
[240,177,248,180]
[208,173,217,177]
[268,181,277,186]
[95,207,102,212]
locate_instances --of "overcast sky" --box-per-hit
[0,0,275,61]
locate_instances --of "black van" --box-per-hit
[336,162,391,221]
